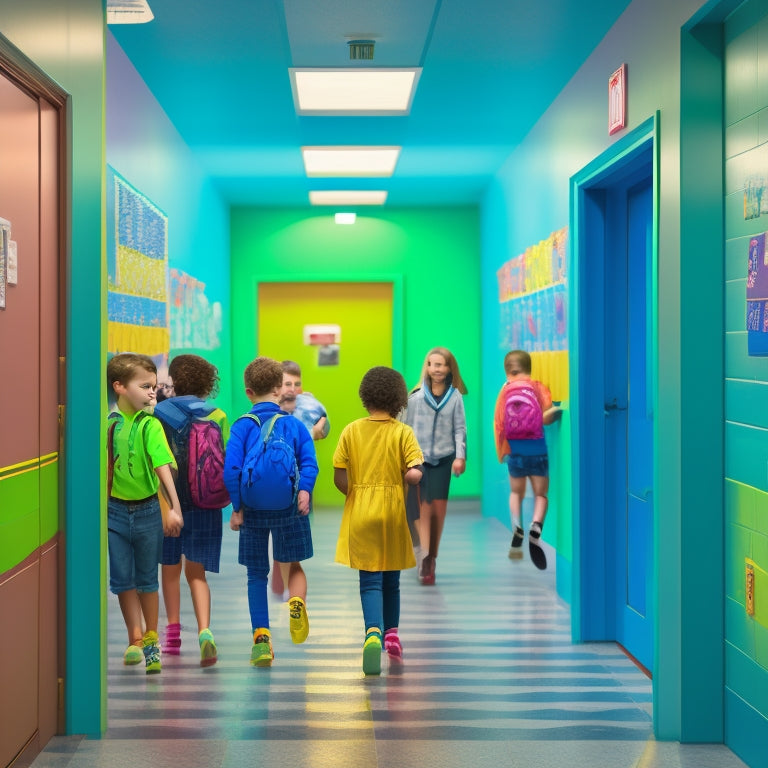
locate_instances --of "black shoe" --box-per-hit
[508,526,524,559]
[528,522,547,570]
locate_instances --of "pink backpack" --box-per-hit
[187,419,230,509]
[503,381,544,440]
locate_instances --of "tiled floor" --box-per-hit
[32,502,749,768]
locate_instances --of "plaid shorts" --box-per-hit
[161,504,223,572]
[237,507,313,571]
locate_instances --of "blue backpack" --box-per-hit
[238,413,299,511]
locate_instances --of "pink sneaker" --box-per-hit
[164,622,181,655]
[384,629,403,658]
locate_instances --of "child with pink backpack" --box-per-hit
[493,350,560,570]
[154,354,230,666]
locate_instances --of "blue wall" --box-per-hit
[479,0,729,744]
[106,33,233,416]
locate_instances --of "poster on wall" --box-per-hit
[496,227,568,400]
[106,167,170,386]
[169,268,222,350]
[746,232,768,355]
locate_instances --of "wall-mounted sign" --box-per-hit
[608,64,627,136]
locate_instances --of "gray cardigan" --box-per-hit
[403,385,467,465]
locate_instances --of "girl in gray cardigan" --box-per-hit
[404,347,467,585]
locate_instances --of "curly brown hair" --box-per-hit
[107,352,156,387]
[244,357,283,396]
[168,354,219,398]
[359,366,408,417]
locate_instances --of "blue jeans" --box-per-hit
[107,496,163,594]
[359,570,401,634]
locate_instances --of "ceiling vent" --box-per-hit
[348,40,375,61]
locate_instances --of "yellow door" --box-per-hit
[258,282,393,506]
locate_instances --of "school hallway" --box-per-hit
[31,502,746,768]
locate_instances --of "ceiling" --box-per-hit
[109,0,632,208]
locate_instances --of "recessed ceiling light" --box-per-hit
[290,68,421,115]
[335,213,357,225]
[309,191,387,206]
[302,146,401,177]
[106,0,154,23]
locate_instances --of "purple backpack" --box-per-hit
[187,419,230,509]
[503,381,544,440]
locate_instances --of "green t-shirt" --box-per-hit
[109,409,176,500]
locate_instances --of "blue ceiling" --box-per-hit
[110,0,632,208]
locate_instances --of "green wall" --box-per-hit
[230,207,482,505]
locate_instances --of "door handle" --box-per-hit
[604,398,628,415]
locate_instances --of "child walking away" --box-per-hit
[403,347,467,585]
[223,357,318,666]
[154,354,230,667]
[333,367,424,675]
[494,349,560,570]
[107,353,183,674]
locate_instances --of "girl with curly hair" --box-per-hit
[153,354,229,667]
[333,366,424,675]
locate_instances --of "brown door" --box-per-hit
[0,61,64,766]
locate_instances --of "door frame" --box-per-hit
[568,114,659,650]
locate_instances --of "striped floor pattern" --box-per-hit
[32,501,748,768]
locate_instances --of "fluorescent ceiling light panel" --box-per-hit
[302,146,401,177]
[290,68,421,115]
[106,0,154,23]
[335,213,357,225]
[309,191,387,206]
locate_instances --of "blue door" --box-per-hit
[620,178,654,670]
[602,169,653,671]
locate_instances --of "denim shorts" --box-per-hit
[506,453,549,478]
[108,496,163,594]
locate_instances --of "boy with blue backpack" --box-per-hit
[224,356,318,666]
[493,349,560,570]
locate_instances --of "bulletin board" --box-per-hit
[106,167,169,368]
[747,232,768,355]
[496,227,568,400]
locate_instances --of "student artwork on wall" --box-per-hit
[169,268,222,350]
[107,167,169,369]
[496,227,568,399]
[746,232,768,355]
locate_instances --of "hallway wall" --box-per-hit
[230,207,482,505]
[723,3,768,766]
[0,0,106,742]
[106,33,233,417]
[479,0,729,747]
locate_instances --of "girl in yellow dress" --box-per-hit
[333,366,424,675]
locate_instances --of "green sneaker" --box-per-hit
[142,630,161,674]
[250,628,274,667]
[289,597,309,644]
[199,628,218,667]
[123,644,143,665]
[362,629,382,676]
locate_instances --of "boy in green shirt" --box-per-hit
[107,353,182,673]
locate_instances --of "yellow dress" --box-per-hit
[334,417,423,571]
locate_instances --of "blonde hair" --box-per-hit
[418,347,467,395]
